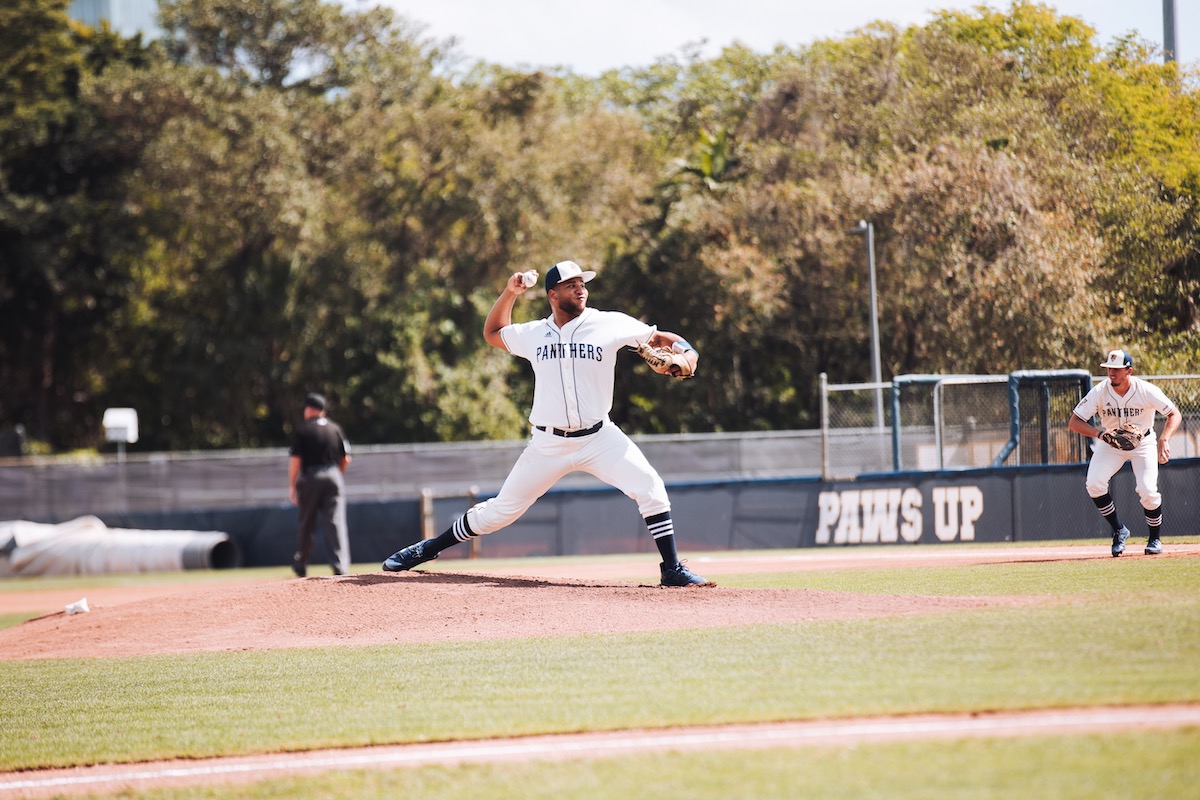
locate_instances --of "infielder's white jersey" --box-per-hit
[1072,376,1177,440]
[501,308,653,430]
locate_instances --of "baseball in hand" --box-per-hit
[521,270,538,288]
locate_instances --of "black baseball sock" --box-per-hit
[427,514,477,555]
[646,511,679,564]
[1091,493,1123,532]
[425,529,459,555]
[1145,504,1163,536]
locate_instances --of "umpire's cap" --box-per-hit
[1100,349,1133,369]
[545,260,596,292]
[303,393,327,411]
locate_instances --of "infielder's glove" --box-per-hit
[1099,422,1143,451]
[635,341,696,380]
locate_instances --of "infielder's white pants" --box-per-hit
[465,423,670,535]
[1085,435,1161,510]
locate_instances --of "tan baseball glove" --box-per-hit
[1099,422,1144,451]
[635,341,696,380]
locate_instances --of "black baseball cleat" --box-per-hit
[382,540,438,572]
[1111,526,1129,558]
[660,560,715,587]
[1145,537,1162,555]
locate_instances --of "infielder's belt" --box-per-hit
[535,421,604,438]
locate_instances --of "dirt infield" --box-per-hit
[0,574,1031,661]
[2,543,1198,661]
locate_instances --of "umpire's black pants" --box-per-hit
[295,466,350,574]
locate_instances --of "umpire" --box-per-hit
[287,393,352,576]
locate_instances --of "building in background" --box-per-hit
[68,0,160,39]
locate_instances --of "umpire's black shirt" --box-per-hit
[289,418,349,469]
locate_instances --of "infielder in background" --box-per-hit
[288,393,352,576]
[382,260,712,586]
[1067,349,1180,557]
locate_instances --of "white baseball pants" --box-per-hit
[465,423,670,535]
[1085,434,1161,510]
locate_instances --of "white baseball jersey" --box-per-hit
[501,308,653,430]
[1073,376,1177,439]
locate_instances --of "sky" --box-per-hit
[367,1,1196,74]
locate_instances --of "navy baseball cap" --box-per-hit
[303,393,327,411]
[545,260,596,292]
[1100,349,1133,369]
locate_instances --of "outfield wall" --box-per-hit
[96,459,1200,568]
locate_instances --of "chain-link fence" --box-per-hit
[1143,376,1200,458]
[1010,373,1095,466]
[818,376,893,479]
[822,372,1200,479]
[0,430,832,522]
[928,376,1010,469]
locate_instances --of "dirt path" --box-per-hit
[2,704,1198,798]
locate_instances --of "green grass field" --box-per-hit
[2,543,1199,798]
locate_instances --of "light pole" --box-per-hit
[846,219,884,429]
[1164,0,1178,63]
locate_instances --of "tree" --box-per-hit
[6,0,1198,451]
[0,0,155,449]
[326,62,658,441]
[603,4,1124,431]
[162,0,341,90]
[83,63,341,449]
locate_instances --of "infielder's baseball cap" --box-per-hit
[545,260,596,292]
[303,393,327,411]
[1100,349,1133,369]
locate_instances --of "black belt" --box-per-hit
[302,464,338,473]
[535,421,604,438]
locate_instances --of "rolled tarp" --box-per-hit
[0,516,240,577]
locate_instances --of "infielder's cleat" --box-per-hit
[382,541,438,572]
[660,561,715,587]
[1145,537,1162,555]
[1111,526,1129,557]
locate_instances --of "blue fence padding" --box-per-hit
[95,459,1198,566]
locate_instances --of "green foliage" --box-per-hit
[158,0,380,91]
[2,0,1198,450]
[0,0,77,148]
[1091,44,1200,338]
[0,0,158,448]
